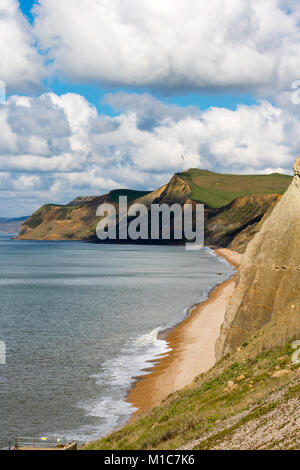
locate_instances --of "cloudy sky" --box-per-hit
[1,0,300,216]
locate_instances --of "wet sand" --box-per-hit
[128,248,242,418]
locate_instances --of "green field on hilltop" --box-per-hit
[179,169,292,208]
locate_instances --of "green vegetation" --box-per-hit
[107,189,151,204]
[25,204,81,228]
[18,168,292,242]
[25,205,53,229]
[195,401,280,450]
[55,205,83,220]
[84,341,299,450]
[26,212,44,229]
[179,169,292,208]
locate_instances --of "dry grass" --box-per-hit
[83,340,300,450]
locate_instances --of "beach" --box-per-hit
[0,241,234,446]
[128,248,242,417]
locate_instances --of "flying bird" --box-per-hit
[181,154,184,160]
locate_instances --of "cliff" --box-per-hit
[17,190,150,241]
[205,193,282,253]
[216,157,300,360]
[16,169,291,245]
[80,164,300,451]
[152,174,191,205]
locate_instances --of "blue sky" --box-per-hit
[45,79,257,115]
[19,0,35,23]
[18,0,257,113]
[0,0,299,216]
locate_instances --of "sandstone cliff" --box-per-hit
[205,193,282,252]
[17,190,150,241]
[216,158,300,361]
[17,169,291,243]
[152,174,191,205]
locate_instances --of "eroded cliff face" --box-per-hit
[205,193,282,252]
[16,169,291,245]
[153,174,191,205]
[216,158,300,361]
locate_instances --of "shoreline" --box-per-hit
[127,247,242,419]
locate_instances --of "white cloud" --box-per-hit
[33,0,300,95]
[1,91,300,216]
[3,1,300,217]
[0,0,44,92]
[2,0,300,98]
[13,174,41,191]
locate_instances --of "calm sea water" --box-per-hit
[0,235,233,447]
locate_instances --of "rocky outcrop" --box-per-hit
[17,197,105,241]
[205,193,281,252]
[228,195,281,253]
[216,158,300,361]
[134,185,168,208]
[67,196,99,206]
[17,168,291,244]
[16,190,150,241]
[153,174,191,205]
[16,175,191,241]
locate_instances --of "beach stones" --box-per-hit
[224,380,238,392]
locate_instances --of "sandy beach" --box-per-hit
[128,248,242,418]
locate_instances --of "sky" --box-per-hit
[1,0,300,217]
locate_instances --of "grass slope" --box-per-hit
[18,189,151,240]
[84,340,300,450]
[179,169,292,208]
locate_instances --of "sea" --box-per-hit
[0,235,233,448]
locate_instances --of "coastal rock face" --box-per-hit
[17,169,291,243]
[205,193,282,252]
[153,174,191,205]
[67,196,99,206]
[216,158,300,360]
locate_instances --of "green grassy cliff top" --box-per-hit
[179,169,292,208]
